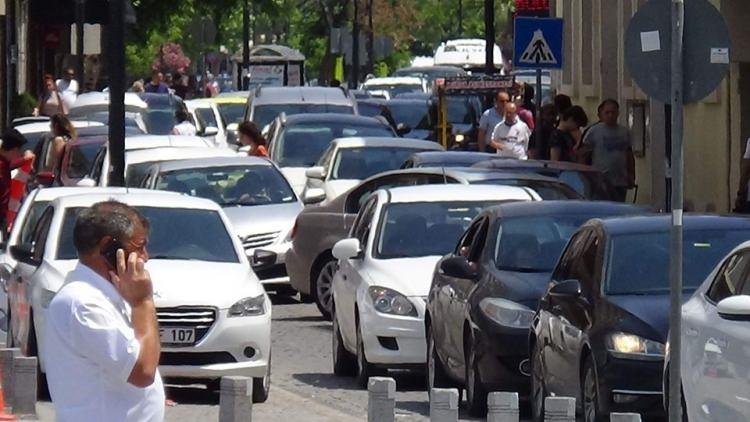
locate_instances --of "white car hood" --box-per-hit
[280,167,309,195]
[325,180,360,201]
[223,202,302,240]
[145,261,264,309]
[364,256,442,297]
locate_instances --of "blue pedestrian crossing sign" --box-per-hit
[513,17,564,69]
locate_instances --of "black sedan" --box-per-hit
[426,201,644,416]
[531,215,750,422]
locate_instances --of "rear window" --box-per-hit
[252,104,354,129]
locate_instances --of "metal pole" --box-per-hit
[242,0,250,91]
[351,0,360,89]
[107,0,126,186]
[484,0,494,75]
[75,0,85,91]
[668,1,684,421]
[5,0,17,128]
[534,68,542,154]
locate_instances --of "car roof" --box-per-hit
[31,186,142,202]
[123,135,211,150]
[382,184,534,204]
[71,92,147,109]
[251,87,351,105]
[283,113,386,125]
[50,190,220,211]
[16,120,104,134]
[484,200,645,219]
[125,147,238,164]
[330,137,442,150]
[363,77,425,85]
[388,166,564,183]
[407,151,497,165]
[592,215,750,236]
[153,156,272,172]
[473,158,600,173]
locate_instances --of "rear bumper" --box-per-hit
[286,245,311,294]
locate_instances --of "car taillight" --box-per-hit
[291,218,298,239]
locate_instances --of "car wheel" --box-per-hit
[252,354,271,403]
[530,342,546,422]
[464,335,487,417]
[332,308,356,376]
[27,317,49,400]
[314,261,336,320]
[582,357,602,422]
[355,321,385,388]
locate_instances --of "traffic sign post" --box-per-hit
[514,17,563,163]
[624,1,730,421]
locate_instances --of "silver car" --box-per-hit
[140,156,303,291]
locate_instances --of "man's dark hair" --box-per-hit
[597,98,620,114]
[554,94,573,113]
[238,121,266,146]
[561,105,589,128]
[175,109,190,123]
[1,129,27,151]
[73,200,150,255]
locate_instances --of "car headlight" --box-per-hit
[454,134,465,143]
[228,294,266,317]
[368,286,417,317]
[40,288,57,309]
[608,332,665,358]
[479,298,535,329]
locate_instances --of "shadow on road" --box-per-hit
[269,294,303,306]
[274,315,328,323]
[165,384,219,406]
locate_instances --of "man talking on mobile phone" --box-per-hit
[43,200,164,422]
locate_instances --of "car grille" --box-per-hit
[242,231,281,249]
[159,351,236,366]
[157,306,216,347]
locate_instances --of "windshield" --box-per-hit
[388,103,431,129]
[474,179,581,200]
[66,143,102,179]
[446,97,480,124]
[364,84,423,98]
[196,108,219,128]
[252,104,354,129]
[495,214,598,273]
[57,207,239,262]
[218,103,245,126]
[331,147,428,180]
[605,228,750,295]
[357,102,383,118]
[376,201,497,259]
[274,123,395,167]
[145,109,177,135]
[156,165,296,206]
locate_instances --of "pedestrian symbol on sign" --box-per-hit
[519,29,557,65]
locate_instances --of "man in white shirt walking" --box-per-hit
[490,102,531,160]
[171,109,197,136]
[44,201,164,422]
[56,68,79,111]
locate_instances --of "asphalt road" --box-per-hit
[31,294,503,421]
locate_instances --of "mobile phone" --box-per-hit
[102,239,123,271]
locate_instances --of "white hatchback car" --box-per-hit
[7,191,272,401]
[667,240,750,420]
[330,184,539,386]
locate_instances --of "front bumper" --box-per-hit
[158,303,272,380]
[359,297,426,366]
[473,323,531,395]
[599,355,665,417]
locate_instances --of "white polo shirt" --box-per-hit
[491,117,531,160]
[44,263,165,422]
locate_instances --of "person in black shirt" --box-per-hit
[528,104,558,160]
[550,105,588,163]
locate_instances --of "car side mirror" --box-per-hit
[717,295,750,321]
[76,177,97,187]
[439,256,477,280]
[396,123,411,136]
[305,166,326,180]
[251,249,277,269]
[332,238,362,260]
[302,188,326,205]
[204,126,219,136]
[549,279,582,297]
[226,123,239,133]
[10,244,40,267]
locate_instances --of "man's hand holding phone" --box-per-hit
[109,249,153,307]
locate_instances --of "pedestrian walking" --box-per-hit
[528,103,558,160]
[549,105,588,163]
[35,75,67,117]
[516,83,536,131]
[0,129,30,233]
[490,102,531,160]
[45,113,77,175]
[238,121,269,157]
[478,91,510,152]
[43,200,164,422]
[56,68,79,111]
[144,70,169,94]
[171,110,197,136]
[581,99,636,202]
[734,137,750,213]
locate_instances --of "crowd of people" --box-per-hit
[477,89,636,202]
[130,70,221,99]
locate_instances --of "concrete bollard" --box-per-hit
[487,392,519,422]
[367,377,395,422]
[610,413,642,422]
[219,376,253,422]
[12,356,36,416]
[429,388,459,422]
[544,396,575,422]
[0,348,20,410]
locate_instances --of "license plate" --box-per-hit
[159,327,195,345]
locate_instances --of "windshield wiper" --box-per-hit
[150,255,198,261]
[496,265,546,273]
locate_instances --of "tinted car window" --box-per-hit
[217,103,245,125]
[446,96,480,124]
[331,147,429,180]
[252,105,354,129]
[605,228,750,295]
[388,103,431,129]
[196,108,219,128]
[18,201,50,245]
[274,123,395,167]
[66,143,102,179]
[707,251,750,303]
[57,207,239,262]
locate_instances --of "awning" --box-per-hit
[30,0,136,25]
